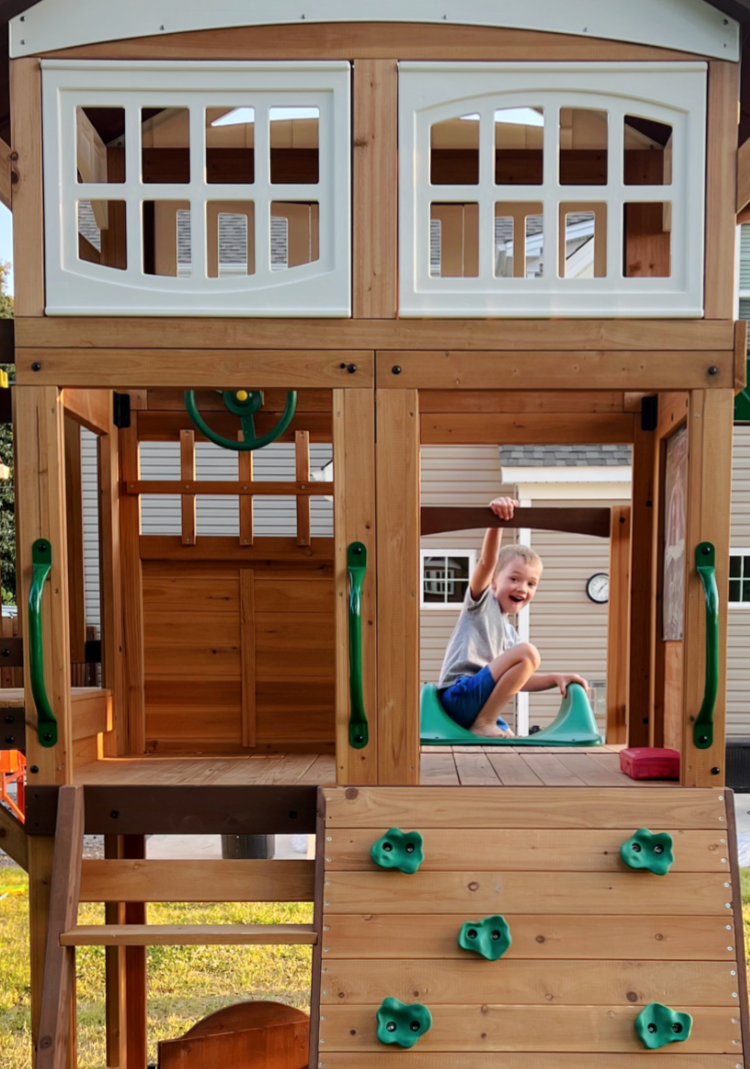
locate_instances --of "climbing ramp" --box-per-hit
[313,786,748,1067]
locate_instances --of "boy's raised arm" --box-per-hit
[470,497,519,599]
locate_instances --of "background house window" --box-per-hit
[420,550,477,608]
[729,551,750,606]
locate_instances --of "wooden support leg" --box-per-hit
[681,389,733,786]
[628,422,656,747]
[180,428,196,546]
[295,429,311,547]
[36,785,84,1069]
[238,434,253,546]
[104,835,126,1068]
[119,422,145,755]
[99,397,126,757]
[376,390,419,785]
[606,505,630,745]
[123,835,147,1069]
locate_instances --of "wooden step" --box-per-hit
[60,923,318,947]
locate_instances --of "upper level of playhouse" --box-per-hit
[6,0,744,321]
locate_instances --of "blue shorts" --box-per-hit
[438,666,509,731]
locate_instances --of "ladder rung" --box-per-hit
[60,924,318,947]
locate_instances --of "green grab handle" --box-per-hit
[348,541,368,749]
[29,539,57,748]
[184,389,297,451]
[694,541,718,750]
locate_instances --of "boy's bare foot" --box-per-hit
[469,723,514,738]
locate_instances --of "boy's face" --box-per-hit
[491,556,542,615]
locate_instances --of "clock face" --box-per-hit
[586,573,609,604]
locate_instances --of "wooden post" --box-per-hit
[64,419,86,664]
[180,429,196,546]
[104,835,127,1069]
[352,59,398,318]
[119,419,146,754]
[333,389,378,784]
[681,390,733,786]
[627,422,656,748]
[704,61,740,320]
[99,395,126,757]
[606,505,630,745]
[295,429,311,547]
[10,58,44,316]
[238,433,253,546]
[376,390,419,785]
[36,786,84,1069]
[240,569,256,749]
[123,835,147,1069]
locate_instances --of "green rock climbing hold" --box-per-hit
[376,997,432,1048]
[370,828,424,874]
[620,829,674,875]
[458,914,512,961]
[635,1003,693,1050]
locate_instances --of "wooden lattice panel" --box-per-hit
[314,786,749,1068]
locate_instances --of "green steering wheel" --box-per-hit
[184,389,297,451]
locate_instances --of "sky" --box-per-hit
[0,204,13,295]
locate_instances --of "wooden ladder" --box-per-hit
[35,784,321,1069]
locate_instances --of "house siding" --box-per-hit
[727,425,750,737]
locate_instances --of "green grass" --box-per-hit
[0,867,313,1068]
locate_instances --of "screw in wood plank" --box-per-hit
[31,362,41,371]
[392,366,402,375]
[708,366,718,376]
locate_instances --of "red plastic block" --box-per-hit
[619,747,680,780]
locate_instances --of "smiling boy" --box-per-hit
[437,497,589,738]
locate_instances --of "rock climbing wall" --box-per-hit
[314,786,748,1068]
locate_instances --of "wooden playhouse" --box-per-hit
[0,0,748,1065]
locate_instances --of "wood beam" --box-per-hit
[628,423,657,748]
[62,389,112,435]
[122,836,146,1069]
[333,389,378,785]
[353,59,398,319]
[705,61,740,319]
[126,480,334,496]
[738,136,750,213]
[0,802,27,870]
[119,424,145,755]
[422,506,610,540]
[98,400,126,757]
[376,390,419,785]
[36,785,84,1069]
[421,412,635,445]
[16,350,374,389]
[377,352,735,391]
[681,390,734,786]
[735,319,748,391]
[606,505,631,746]
[15,317,735,352]
[10,59,44,315]
[179,429,196,546]
[79,859,315,902]
[64,419,86,665]
[0,137,11,212]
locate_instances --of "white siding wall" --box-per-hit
[80,428,101,633]
[727,425,750,737]
[526,497,626,733]
[419,445,517,718]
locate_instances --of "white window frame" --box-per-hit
[420,549,477,610]
[41,60,351,316]
[399,61,706,318]
[729,549,750,609]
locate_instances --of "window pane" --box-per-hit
[143,201,191,276]
[560,108,608,186]
[730,579,741,603]
[270,106,319,184]
[431,115,479,185]
[423,557,447,578]
[743,580,750,604]
[623,203,671,277]
[445,579,469,604]
[526,214,544,278]
[446,557,470,581]
[77,201,127,270]
[744,556,750,578]
[494,216,514,278]
[430,204,479,277]
[624,115,672,186]
[270,202,319,268]
[495,107,543,185]
[141,107,190,183]
[207,203,254,278]
[561,206,606,279]
[730,555,741,579]
[77,106,125,184]
[206,106,254,184]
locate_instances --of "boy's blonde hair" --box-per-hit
[494,544,543,577]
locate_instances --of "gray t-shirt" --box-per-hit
[438,585,520,688]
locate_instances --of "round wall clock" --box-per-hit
[586,573,609,604]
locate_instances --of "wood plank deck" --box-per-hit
[420,746,674,787]
[74,752,336,786]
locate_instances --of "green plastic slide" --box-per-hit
[420,681,603,747]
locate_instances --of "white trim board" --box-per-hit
[10,0,739,61]
[503,466,633,484]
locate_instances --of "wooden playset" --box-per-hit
[0,1,749,1066]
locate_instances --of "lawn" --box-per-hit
[0,867,314,1068]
